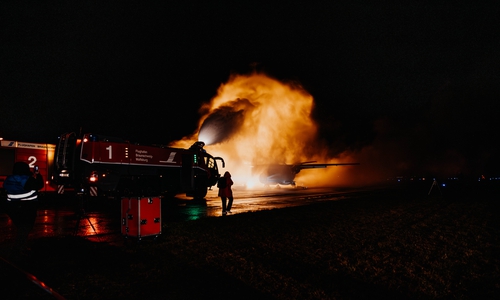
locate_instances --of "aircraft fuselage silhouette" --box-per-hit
[254,161,360,186]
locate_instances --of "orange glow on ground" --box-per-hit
[170,72,358,188]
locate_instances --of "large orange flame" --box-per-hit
[170,72,356,188]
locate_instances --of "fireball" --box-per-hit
[170,72,352,187]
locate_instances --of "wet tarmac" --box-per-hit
[0,185,376,299]
[0,186,367,247]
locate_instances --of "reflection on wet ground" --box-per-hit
[0,186,364,246]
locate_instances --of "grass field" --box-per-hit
[1,182,499,299]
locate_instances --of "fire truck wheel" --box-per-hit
[193,187,208,200]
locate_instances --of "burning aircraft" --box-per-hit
[254,161,360,187]
[170,72,359,188]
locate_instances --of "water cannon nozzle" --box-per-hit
[190,141,206,150]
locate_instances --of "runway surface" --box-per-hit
[0,185,385,246]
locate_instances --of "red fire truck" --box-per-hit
[52,132,225,199]
[0,139,56,193]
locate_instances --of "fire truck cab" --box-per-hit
[52,132,225,199]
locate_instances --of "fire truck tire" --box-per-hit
[193,187,208,200]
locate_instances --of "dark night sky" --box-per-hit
[1,2,499,178]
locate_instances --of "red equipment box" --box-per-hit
[121,197,162,240]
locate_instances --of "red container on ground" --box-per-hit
[121,197,162,239]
